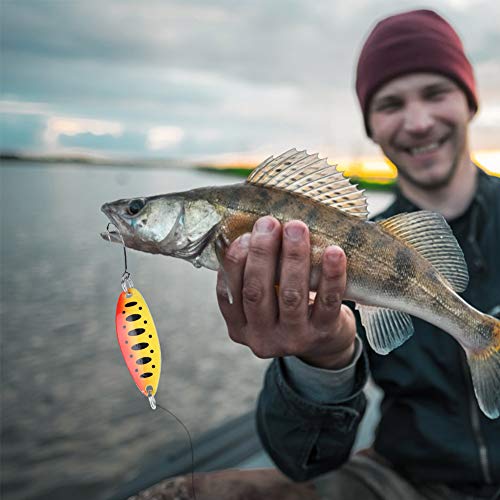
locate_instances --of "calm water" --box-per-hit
[0,161,393,500]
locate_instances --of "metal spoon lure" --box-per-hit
[106,223,161,410]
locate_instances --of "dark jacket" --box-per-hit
[256,169,500,490]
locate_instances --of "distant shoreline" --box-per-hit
[0,152,189,169]
[0,152,397,190]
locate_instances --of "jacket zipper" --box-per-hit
[460,352,492,484]
[459,195,493,484]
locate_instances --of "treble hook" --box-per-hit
[105,222,134,293]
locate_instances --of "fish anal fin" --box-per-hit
[377,211,469,292]
[356,304,414,355]
[247,149,369,219]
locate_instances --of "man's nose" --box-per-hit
[403,102,434,134]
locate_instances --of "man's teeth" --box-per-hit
[409,142,440,155]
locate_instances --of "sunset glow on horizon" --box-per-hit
[211,149,500,180]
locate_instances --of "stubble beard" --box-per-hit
[392,128,466,191]
[395,154,460,191]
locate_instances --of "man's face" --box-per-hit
[368,73,474,190]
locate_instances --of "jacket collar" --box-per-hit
[392,166,492,222]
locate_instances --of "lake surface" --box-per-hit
[0,161,393,500]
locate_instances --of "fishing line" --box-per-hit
[106,223,197,500]
[156,403,197,500]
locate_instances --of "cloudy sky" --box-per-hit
[1,0,499,163]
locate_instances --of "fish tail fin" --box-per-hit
[465,315,500,419]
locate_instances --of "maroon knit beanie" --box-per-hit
[355,9,478,136]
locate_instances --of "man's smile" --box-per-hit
[396,132,452,158]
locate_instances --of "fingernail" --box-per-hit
[284,223,305,241]
[255,217,275,233]
[326,246,342,263]
[238,233,251,248]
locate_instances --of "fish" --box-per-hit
[101,148,500,419]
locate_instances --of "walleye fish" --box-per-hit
[101,149,500,419]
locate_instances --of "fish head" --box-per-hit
[101,195,185,254]
[101,191,222,259]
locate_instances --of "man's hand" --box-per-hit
[216,216,357,369]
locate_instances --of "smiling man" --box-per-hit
[214,9,500,500]
[355,9,482,222]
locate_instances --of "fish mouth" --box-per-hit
[100,228,121,243]
[100,202,127,244]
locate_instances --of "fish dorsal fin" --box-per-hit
[356,304,414,354]
[377,211,469,292]
[247,149,369,219]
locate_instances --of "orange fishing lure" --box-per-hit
[115,286,161,409]
[107,222,161,410]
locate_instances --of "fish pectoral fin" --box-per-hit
[356,304,414,355]
[215,233,234,305]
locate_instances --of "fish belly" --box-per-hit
[346,275,488,352]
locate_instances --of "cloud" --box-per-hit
[147,126,185,151]
[43,116,124,149]
[2,0,500,159]
[59,130,146,153]
[0,100,52,116]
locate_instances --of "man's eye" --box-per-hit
[375,101,401,112]
[426,89,448,101]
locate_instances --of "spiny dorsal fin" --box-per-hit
[377,211,469,292]
[247,149,369,219]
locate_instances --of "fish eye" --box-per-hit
[127,199,145,215]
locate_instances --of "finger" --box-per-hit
[278,221,310,332]
[241,216,281,330]
[216,234,251,341]
[311,245,347,332]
